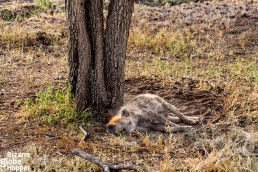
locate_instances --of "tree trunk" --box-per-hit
[104,0,134,110]
[66,0,134,113]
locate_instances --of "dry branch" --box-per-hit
[72,149,139,172]
[79,126,89,141]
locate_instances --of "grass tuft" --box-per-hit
[35,0,52,10]
[128,28,194,59]
[0,9,16,21]
[23,86,95,126]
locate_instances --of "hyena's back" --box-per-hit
[125,94,167,114]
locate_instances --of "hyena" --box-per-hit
[106,94,199,135]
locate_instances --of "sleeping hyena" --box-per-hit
[106,94,199,135]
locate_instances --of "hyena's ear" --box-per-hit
[121,109,130,117]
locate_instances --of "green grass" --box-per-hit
[23,86,95,126]
[0,0,53,22]
[0,9,33,22]
[0,6,45,22]
[0,9,16,22]
[35,0,52,10]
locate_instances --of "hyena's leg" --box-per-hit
[166,120,193,132]
[151,123,192,132]
[167,125,193,132]
[150,124,166,132]
[156,97,199,125]
[167,114,199,124]
[141,108,193,132]
[167,115,181,123]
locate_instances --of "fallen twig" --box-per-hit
[79,126,89,141]
[72,149,139,172]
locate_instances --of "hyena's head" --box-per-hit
[106,109,135,135]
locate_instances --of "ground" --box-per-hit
[0,0,257,171]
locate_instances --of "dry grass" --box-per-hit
[0,0,257,171]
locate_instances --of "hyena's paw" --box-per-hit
[188,117,200,125]
[183,126,193,131]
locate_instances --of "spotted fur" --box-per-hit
[106,94,199,135]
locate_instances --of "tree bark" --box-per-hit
[66,0,134,113]
[104,0,134,110]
